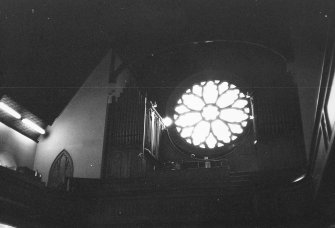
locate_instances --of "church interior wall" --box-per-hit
[0,122,37,169]
[33,50,129,183]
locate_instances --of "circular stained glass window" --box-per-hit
[173,80,251,149]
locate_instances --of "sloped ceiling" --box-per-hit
[0,0,330,124]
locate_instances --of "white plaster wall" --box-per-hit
[0,122,37,169]
[34,50,129,182]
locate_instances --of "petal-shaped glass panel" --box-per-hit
[228,123,243,134]
[192,121,210,145]
[220,109,249,122]
[192,84,202,97]
[211,119,231,140]
[232,99,248,109]
[175,105,190,114]
[218,82,229,94]
[180,126,194,138]
[175,112,202,127]
[203,81,218,104]
[216,89,239,108]
[206,133,217,149]
[222,136,231,143]
[182,94,205,111]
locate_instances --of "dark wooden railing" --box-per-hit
[67,168,313,226]
[0,166,87,227]
[0,164,316,227]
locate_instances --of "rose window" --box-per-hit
[173,80,251,149]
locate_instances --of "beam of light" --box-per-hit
[22,118,45,135]
[0,102,21,119]
[162,116,173,127]
[292,174,306,183]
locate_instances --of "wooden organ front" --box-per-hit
[101,87,163,179]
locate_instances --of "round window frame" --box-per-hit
[165,71,253,158]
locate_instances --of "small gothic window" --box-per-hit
[48,149,74,188]
[173,80,251,149]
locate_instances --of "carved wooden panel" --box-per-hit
[48,149,74,188]
[103,147,145,179]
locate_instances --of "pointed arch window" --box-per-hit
[48,149,74,188]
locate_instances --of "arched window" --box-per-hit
[48,149,74,188]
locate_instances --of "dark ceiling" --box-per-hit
[0,0,331,125]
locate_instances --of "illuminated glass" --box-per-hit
[174,80,251,149]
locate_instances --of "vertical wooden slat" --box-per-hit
[129,88,133,145]
[115,101,120,145]
[138,92,143,145]
[132,90,136,145]
[142,96,147,155]
[118,97,122,145]
[110,97,116,145]
[120,88,125,145]
[125,87,130,145]
[131,88,136,144]
[119,89,124,145]
[114,100,118,145]
[124,87,128,145]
